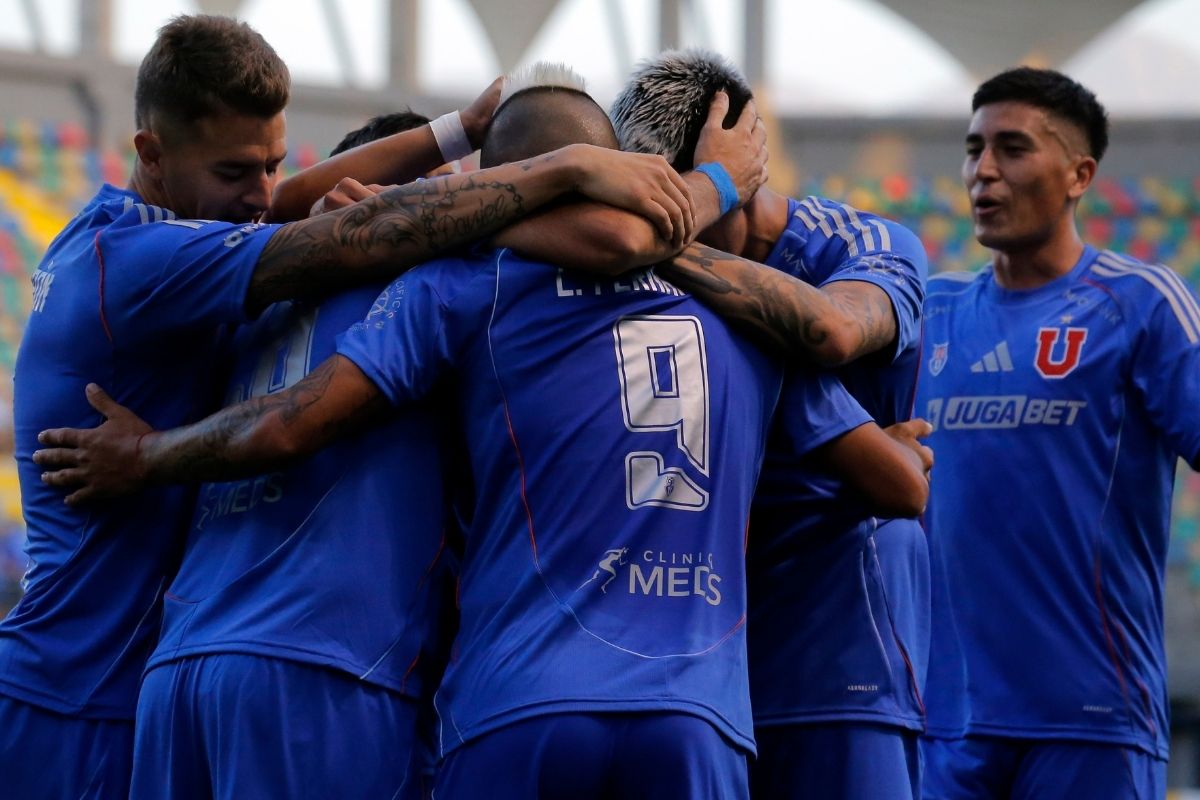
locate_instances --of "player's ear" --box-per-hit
[133,129,165,180]
[1067,155,1097,201]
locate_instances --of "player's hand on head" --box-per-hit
[572,146,696,248]
[462,76,505,150]
[694,92,769,207]
[883,418,934,478]
[33,383,157,506]
[309,177,385,217]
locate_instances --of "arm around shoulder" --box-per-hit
[495,202,678,275]
[34,356,390,505]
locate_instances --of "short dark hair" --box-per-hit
[329,110,431,156]
[480,88,616,169]
[480,65,614,168]
[135,14,290,132]
[610,49,751,172]
[972,67,1109,161]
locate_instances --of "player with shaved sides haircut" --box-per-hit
[613,49,931,799]
[918,67,1193,800]
[481,64,619,167]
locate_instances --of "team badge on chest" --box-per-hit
[1034,327,1088,379]
[929,342,949,376]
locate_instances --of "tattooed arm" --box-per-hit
[816,280,900,362]
[34,357,383,505]
[656,243,897,366]
[246,143,694,315]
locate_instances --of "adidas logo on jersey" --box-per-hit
[970,341,1014,373]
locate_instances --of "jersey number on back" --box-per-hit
[613,315,711,511]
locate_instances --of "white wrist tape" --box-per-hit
[430,111,473,163]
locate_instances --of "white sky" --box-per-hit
[0,0,1198,115]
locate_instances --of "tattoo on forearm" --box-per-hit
[152,359,386,483]
[658,245,898,362]
[824,283,898,357]
[519,152,556,172]
[658,244,831,354]
[251,168,532,309]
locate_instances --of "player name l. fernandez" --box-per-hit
[926,395,1087,432]
[555,267,685,298]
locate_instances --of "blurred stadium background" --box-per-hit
[0,0,1197,792]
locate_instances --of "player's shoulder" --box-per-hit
[394,247,502,306]
[52,186,167,243]
[101,196,207,247]
[94,184,186,236]
[792,194,923,259]
[1086,248,1200,341]
[114,199,178,227]
[419,246,504,281]
[97,186,253,243]
[1085,248,1193,299]
[926,268,984,296]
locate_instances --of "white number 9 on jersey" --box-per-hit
[613,315,711,512]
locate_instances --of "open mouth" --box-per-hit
[973,197,1002,217]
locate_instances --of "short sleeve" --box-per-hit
[98,216,279,339]
[819,220,928,362]
[335,262,463,407]
[1129,273,1200,468]
[773,369,873,457]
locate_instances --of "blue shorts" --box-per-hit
[130,653,421,800]
[921,735,1167,800]
[751,721,920,800]
[0,692,133,799]
[434,712,749,799]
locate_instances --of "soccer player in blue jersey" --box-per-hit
[116,112,456,800]
[916,67,1199,799]
[0,15,699,797]
[34,74,932,799]
[610,50,931,799]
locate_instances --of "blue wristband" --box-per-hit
[694,162,739,216]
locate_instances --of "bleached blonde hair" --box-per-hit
[498,62,589,110]
[610,48,751,171]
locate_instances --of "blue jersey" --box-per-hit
[337,249,869,756]
[145,284,452,698]
[1,184,276,718]
[918,247,1200,759]
[748,195,930,730]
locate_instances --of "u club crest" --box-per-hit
[928,342,949,376]
[1034,327,1088,379]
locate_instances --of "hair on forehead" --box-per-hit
[973,67,1108,161]
[498,62,589,109]
[135,14,290,131]
[610,48,751,171]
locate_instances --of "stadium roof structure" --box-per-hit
[2,0,1199,125]
[448,0,1148,80]
[0,0,1182,79]
[877,0,1143,77]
